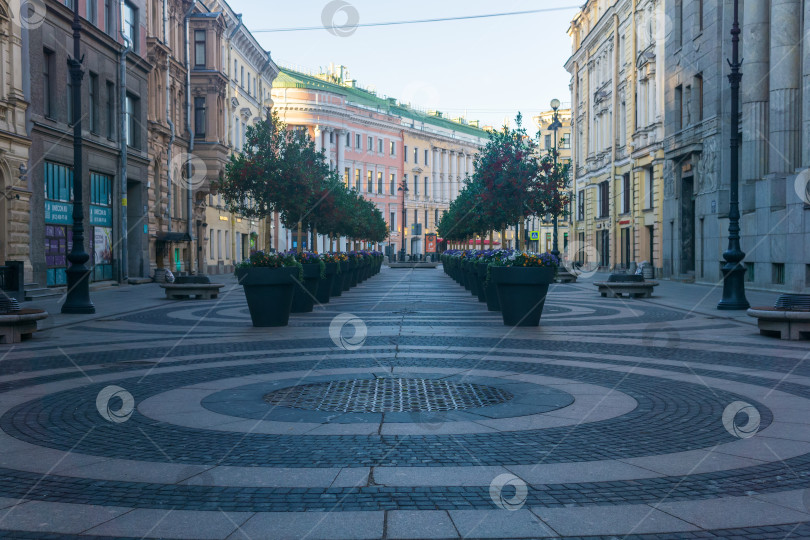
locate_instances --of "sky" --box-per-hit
[233,0,579,129]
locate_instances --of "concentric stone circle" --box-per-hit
[262,377,514,413]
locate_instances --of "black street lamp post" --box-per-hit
[717,0,749,310]
[397,179,408,262]
[62,1,95,314]
[548,98,563,259]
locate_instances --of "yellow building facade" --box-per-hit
[565,0,665,275]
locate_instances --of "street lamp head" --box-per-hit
[550,98,561,111]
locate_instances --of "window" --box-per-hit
[125,94,139,148]
[675,85,683,130]
[194,97,206,138]
[695,74,704,121]
[413,147,418,164]
[645,166,654,209]
[367,170,372,192]
[424,149,428,165]
[367,136,373,151]
[66,71,74,125]
[697,0,704,32]
[104,0,114,36]
[356,133,361,148]
[435,209,439,225]
[240,66,244,87]
[346,132,351,147]
[44,162,74,202]
[390,141,396,155]
[88,0,97,24]
[106,81,115,139]
[403,174,408,192]
[123,2,137,51]
[377,172,383,194]
[378,138,383,153]
[90,173,111,205]
[545,134,552,149]
[216,230,221,260]
[343,167,350,185]
[390,211,397,232]
[414,173,419,195]
[424,176,428,196]
[773,263,785,285]
[425,210,429,230]
[43,49,53,118]
[390,174,395,195]
[598,181,609,218]
[209,233,214,259]
[233,59,237,78]
[404,145,408,162]
[621,173,630,214]
[194,30,205,67]
[677,0,684,47]
[355,169,360,191]
[89,73,98,133]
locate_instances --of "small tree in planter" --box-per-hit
[234,251,302,327]
[488,251,559,326]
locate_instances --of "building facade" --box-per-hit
[29,0,149,287]
[566,0,665,275]
[272,66,488,256]
[200,0,278,274]
[0,0,31,281]
[663,0,810,292]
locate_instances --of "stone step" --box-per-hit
[24,287,63,301]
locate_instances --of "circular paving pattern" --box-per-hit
[1,269,810,539]
[262,377,514,413]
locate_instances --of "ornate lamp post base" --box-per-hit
[718,261,749,310]
[63,266,96,314]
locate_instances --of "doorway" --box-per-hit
[680,175,695,274]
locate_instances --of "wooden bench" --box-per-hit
[594,274,658,298]
[748,295,810,340]
[0,309,48,343]
[161,283,224,300]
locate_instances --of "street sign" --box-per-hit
[528,231,540,241]
[410,223,423,236]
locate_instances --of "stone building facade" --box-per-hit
[200,0,278,274]
[0,0,31,281]
[28,0,149,287]
[663,0,810,292]
[566,0,665,275]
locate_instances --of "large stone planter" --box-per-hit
[316,262,337,304]
[332,261,349,296]
[474,262,488,303]
[290,263,322,313]
[491,266,555,326]
[235,267,298,327]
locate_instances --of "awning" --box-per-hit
[156,232,191,243]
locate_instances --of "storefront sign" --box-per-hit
[89,205,112,227]
[45,201,73,225]
[425,233,437,253]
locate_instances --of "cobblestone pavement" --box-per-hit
[0,267,808,539]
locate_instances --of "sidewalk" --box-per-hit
[569,272,780,327]
[22,275,242,331]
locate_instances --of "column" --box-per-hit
[441,150,450,200]
[450,151,458,199]
[769,0,802,174]
[433,147,442,201]
[336,129,345,179]
[314,126,323,152]
[802,2,810,167]
[742,0,770,181]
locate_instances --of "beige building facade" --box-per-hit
[566,0,665,275]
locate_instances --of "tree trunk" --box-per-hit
[489,230,494,249]
[297,221,303,253]
[501,225,507,250]
[311,224,318,253]
[518,221,524,251]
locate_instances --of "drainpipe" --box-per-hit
[165,0,173,235]
[184,1,196,273]
[119,3,131,283]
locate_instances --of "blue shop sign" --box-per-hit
[90,205,112,227]
[45,200,73,225]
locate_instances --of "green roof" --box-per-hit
[274,68,489,139]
